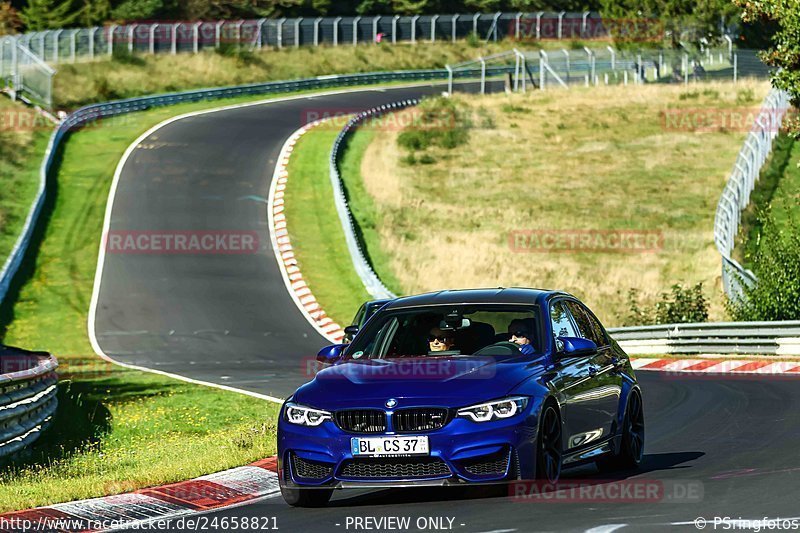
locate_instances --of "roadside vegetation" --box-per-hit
[0,93,310,512]
[343,81,768,326]
[54,40,586,109]
[0,98,50,269]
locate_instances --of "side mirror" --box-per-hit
[559,337,597,357]
[317,344,346,365]
[343,325,359,343]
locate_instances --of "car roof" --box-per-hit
[383,288,569,310]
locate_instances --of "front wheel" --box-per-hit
[280,486,333,507]
[535,404,562,483]
[597,390,645,472]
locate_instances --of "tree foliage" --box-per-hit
[727,203,800,321]
[735,0,800,137]
[20,0,82,30]
[0,2,22,34]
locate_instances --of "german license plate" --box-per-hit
[351,436,429,457]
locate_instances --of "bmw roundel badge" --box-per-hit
[385,398,398,408]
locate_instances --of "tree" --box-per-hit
[0,2,22,35]
[735,0,800,137]
[20,0,82,30]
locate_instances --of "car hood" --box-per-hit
[293,354,546,409]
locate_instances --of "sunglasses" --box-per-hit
[428,334,452,343]
[510,330,530,338]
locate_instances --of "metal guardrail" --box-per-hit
[609,321,800,355]
[714,88,791,300]
[0,345,58,458]
[328,101,421,300]
[0,68,492,307]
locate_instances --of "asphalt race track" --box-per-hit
[93,83,800,531]
[196,372,800,532]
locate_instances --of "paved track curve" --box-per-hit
[93,83,800,531]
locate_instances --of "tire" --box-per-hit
[280,486,333,507]
[535,404,562,483]
[596,390,645,472]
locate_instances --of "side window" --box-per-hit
[566,301,608,348]
[351,304,367,327]
[550,301,578,351]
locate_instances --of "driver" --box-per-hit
[427,327,458,355]
[508,319,536,355]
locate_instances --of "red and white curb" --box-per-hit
[631,358,800,374]
[268,119,345,344]
[0,457,279,532]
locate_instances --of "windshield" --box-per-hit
[345,304,541,359]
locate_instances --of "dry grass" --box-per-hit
[358,80,769,325]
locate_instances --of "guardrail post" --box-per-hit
[411,15,420,43]
[446,64,453,94]
[313,17,322,46]
[353,16,360,45]
[333,17,342,46]
[431,15,438,42]
[392,15,400,44]
[451,14,458,42]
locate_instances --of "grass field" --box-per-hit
[0,99,51,272]
[343,81,769,326]
[53,40,590,109]
[0,92,328,512]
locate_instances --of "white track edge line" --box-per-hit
[86,84,439,403]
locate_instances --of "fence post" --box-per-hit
[539,50,547,89]
[451,14,458,42]
[215,21,224,49]
[277,18,284,48]
[411,15,419,43]
[333,17,341,46]
[563,49,570,84]
[431,14,438,42]
[89,27,96,60]
[353,16,360,45]
[392,15,399,44]
[53,29,63,63]
[193,22,202,53]
[108,25,116,57]
[295,18,302,47]
[149,24,158,54]
[733,53,738,84]
[10,39,16,98]
[581,11,589,37]
[536,12,543,39]
[491,12,501,41]
[313,18,322,46]
[128,24,135,53]
[607,45,615,71]
[480,56,485,94]
[372,16,380,43]
[70,29,77,62]
[472,13,480,36]
[171,23,178,54]
[446,64,453,94]
[515,12,522,39]
[557,11,565,39]
[636,53,642,83]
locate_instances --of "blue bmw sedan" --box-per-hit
[278,288,644,507]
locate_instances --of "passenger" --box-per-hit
[508,319,535,355]
[427,327,458,355]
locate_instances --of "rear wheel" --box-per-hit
[597,390,645,472]
[535,404,562,483]
[280,486,333,507]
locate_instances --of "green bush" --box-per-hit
[728,204,800,321]
[396,96,470,153]
[626,283,709,325]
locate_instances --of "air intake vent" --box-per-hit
[292,455,334,480]
[335,409,387,433]
[392,408,450,432]
[338,457,451,479]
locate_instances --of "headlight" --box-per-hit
[457,397,528,422]
[284,402,331,426]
